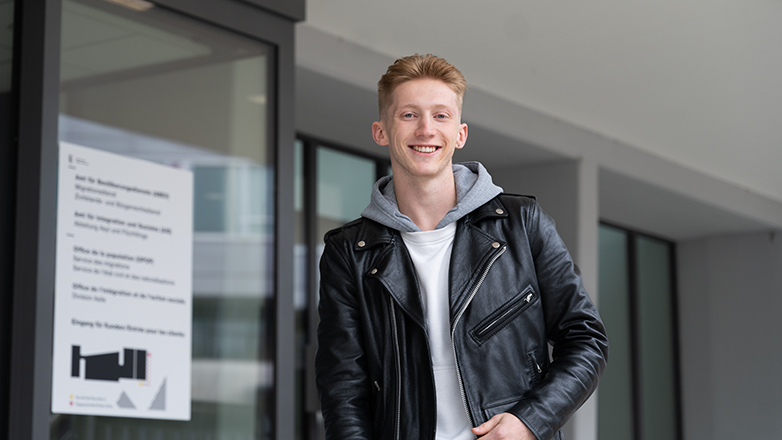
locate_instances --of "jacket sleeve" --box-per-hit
[509,200,609,440]
[315,235,373,440]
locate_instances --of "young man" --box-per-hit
[315,54,608,440]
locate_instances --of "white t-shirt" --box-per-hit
[401,223,474,440]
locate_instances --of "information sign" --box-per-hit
[52,142,193,420]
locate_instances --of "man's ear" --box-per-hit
[456,122,468,149]
[372,121,388,146]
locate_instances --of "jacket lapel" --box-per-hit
[449,198,508,321]
[360,221,426,329]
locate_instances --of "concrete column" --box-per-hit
[565,157,600,440]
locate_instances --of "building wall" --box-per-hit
[678,231,782,440]
[492,161,579,253]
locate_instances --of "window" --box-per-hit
[597,224,682,440]
[294,136,390,438]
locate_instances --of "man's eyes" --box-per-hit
[399,112,449,119]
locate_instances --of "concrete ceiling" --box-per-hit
[300,0,782,205]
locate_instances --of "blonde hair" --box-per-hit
[377,54,467,118]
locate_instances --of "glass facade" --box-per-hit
[316,147,376,239]
[54,0,275,438]
[597,224,681,440]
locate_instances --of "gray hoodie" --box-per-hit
[361,161,503,232]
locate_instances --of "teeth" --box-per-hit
[412,146,437,153]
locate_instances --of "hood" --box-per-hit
[361,161,503,232]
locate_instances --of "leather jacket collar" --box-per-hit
[354,196,513,329]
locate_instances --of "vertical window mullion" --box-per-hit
[10,0,62,438]
[669,243,684,440]
[303,139,320,440]
[627,232,644,440]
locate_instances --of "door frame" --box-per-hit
[7,0,297,438]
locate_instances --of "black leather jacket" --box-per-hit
[316,194,608,440]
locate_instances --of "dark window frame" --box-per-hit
[0,1,20,436]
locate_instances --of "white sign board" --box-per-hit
[52,142,193,420]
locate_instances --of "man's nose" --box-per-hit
[416,117,436,137]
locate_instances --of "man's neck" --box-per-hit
[394,171,458,232]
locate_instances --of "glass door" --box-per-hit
[54,0,275,438]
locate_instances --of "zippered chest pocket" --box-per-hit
[469,285,537,345]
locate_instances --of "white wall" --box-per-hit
[678,231,782,440]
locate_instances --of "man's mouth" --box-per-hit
[410,145,438,153]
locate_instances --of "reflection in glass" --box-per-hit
[54,0,274,438]
[316,147,375,240]
[597,225,634,440]
[637,236,677,440]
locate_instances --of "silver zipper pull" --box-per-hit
[525,293,533,302]
[374,380,381,391]
[532,353,542,373]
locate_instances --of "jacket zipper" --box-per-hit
[473,289,535,340]
[532,352,542,374]
[389,296,401,440]
[450,245,506,426]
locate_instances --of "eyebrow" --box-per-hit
[395,103,456,112]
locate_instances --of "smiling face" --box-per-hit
[372,78,468,183]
